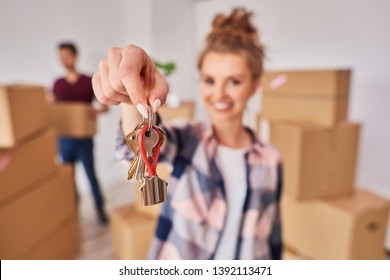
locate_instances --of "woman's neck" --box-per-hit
[212,118,252,149]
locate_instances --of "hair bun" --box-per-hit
[209,8,259,44]
[198,7,265,80]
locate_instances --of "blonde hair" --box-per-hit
[198,8,265,80]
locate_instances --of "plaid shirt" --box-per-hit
[116,118,283,260]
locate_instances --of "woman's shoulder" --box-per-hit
[163,119,208,136]
[163,118,197,128]
[251,139,283,166]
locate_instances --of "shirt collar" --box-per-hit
[203,123,264,158]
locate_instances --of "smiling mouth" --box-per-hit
[212,101,233,112]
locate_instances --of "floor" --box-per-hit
[73,180,137,260]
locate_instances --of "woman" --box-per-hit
[92,8,283,260]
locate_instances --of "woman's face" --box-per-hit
[200,51,259,123]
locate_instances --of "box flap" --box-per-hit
[324,189,390,214]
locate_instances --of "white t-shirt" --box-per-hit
[214,145,248,259]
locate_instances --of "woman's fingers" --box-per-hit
[92,44,168,116]
[92,73,121,105]
[118,45,151,117]
[149,69,169,112]
[107,47,127,95]
[99,59,131,103]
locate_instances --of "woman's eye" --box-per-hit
[203,78,214,85]
[229,79,241,85]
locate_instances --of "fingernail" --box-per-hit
[136,103,148,118]
[153,99,161,113]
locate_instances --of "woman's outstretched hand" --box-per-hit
[92,45,168,118]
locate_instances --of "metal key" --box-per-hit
[138,128,159,175]
[125,122,146,153]
[134,151,146,180]
[139,176,168,206]
[126,123,145,180]
[138,126,168,205]
[134,128,158,180]
[126,104,168,206]
[155,126,166,147]
[127,152,140,180]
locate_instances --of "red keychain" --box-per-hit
[136,106,168,206]
[138,123,161,176]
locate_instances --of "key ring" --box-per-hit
[138,124,161,176]
[142,105,154,135]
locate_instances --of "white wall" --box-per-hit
[0,0,129,85]
[0,0,153,207]
[123,0,153,53]
[194,0,390,250]
[151,0,195,102]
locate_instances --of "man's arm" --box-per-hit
[91,103,110,119]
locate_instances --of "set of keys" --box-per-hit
[125,105,168,206]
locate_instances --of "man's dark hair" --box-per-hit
[58,42,78,55]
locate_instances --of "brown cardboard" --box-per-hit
[158,101,194,124]
[270,121,360,200]
[0,84,50,148]
[282,247,310,260]
[135,163,171,218]
[0,165,77,259]
[50,102,96,138]
[281,189,390,259]
[0,129,58,205]
[262,69,350,95]
[261,70,350,127]
[26,216,80,260]
[111,205,156,260]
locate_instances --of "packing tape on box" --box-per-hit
[0,154,11,172]
[269,74,288,90]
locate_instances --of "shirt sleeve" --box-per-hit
[114,113,192,166]
[114,120,134,164]
[268,161,283,260]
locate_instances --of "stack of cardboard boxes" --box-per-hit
[260,70,390,259]
[111,102,193,259]
[0,84,79,259]
[157,101,195,125]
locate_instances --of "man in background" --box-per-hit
[52,42,109,225]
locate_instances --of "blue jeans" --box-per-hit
[58,137,104,209]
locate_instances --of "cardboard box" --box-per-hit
[270,121,360,200]
[261,70,350,127]
[135,163,171,218]
[26,216,80,260]
[281,189,390,259]
[0,84,50,148]
[158,101,194,124]
[282,247,310,260]
[0,129,58,205]
[111,205,156,260]
[0,165,77,259]
[50,102,96,138]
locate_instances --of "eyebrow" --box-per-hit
[200,73,246,79]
